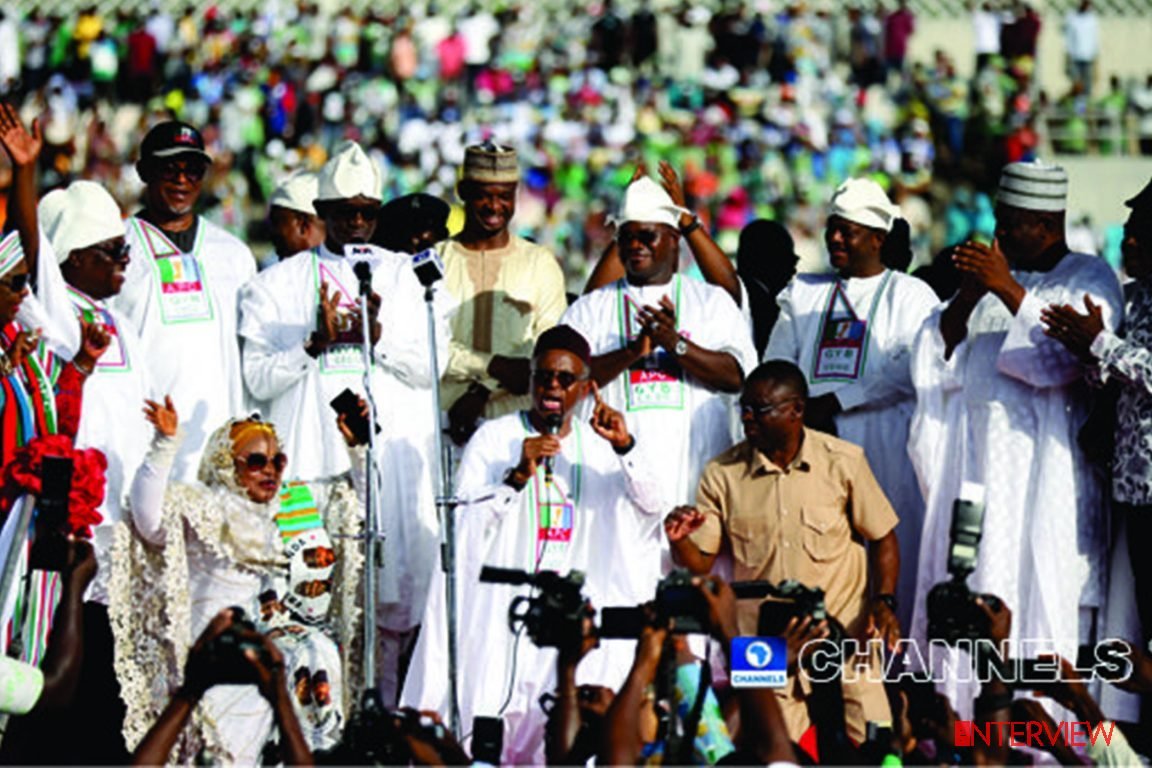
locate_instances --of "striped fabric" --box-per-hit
[274,483,323,542]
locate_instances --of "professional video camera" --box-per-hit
[926,490,1003,644]
[599,569,715,637]
[479,566,589,652]
[751,579,846,648]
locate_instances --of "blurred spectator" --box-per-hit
[1064,0,1100,97]
[883,0,915,78]
[972,1,1002,73]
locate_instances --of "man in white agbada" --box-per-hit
[112,121,255,482]
[561,176,755,599]
[37,182,152,607]
[401,325,666,764]
[908,161,1123,714]
[764,178,938,630]
[239,140,454,704]
[267,169,325,262]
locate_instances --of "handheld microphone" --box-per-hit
[543,413,563,481]
[353,261,372,297]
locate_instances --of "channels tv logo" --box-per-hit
[730,637,787,688]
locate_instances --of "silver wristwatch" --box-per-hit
[673,337,689,357]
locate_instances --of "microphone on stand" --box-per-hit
[543,413,563,482]
[353,261,372,297]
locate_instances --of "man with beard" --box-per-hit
[440,142,567,445]
[114,120,255,481]
[240,140,453,704]
[402,325,665,764]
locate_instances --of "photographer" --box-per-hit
[0,535,95,746]
[131,608,313,766]
[665,360,900,743]
[601,576,796,766]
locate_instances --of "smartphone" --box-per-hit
[329,388,378,444]
[471,716,503,765]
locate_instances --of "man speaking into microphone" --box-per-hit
[403,325,669,765]
[239,140,457,704]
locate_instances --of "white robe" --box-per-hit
[764,270,939,630]
[908,253,1123,713]
[401,412,666,765]
[65,287,152,606]
[239,243,455,631]
[562,275,757,504]
[113,216,255,482]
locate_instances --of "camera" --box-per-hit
[479,566,590,652]
[752,579,846,648]
[198,607,272,685]
[599,569,714,638]
[926,491,1004,644]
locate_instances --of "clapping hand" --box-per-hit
[663,506,705,543]
[144,395,178,437]
[637,296,679,352]
[1041,294,1106,362]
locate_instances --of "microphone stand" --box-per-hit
[411,249,462,738]
[354,261,384,721]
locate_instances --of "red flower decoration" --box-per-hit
[3,435,108,538]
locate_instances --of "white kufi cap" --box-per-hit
[38,181,126,264]
[828,178,900,232]
[270,170,320,215]
[316,141,382,206]
[611,177,691,229]
[997,160,1068,212]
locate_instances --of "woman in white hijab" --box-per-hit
[109,404,362,764]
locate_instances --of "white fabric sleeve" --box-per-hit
[1091,330,1152,395]
[238,278,315,402]
[998,268,1122,388]
[560,295,599,352]
[373,265,456,388]
[454,422,520,536]
[16,232,81,360]
[128,430,182,547]
[617,439,672,518]
[763,284,800,364]
[0,656,44,716]
[1083,721,1139,767]
[703,288,758,377]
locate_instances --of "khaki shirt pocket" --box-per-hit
[727,515,770,570]
[799,504,850,562]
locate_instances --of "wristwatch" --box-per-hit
[673,336,689,357]
[873,593,898,612]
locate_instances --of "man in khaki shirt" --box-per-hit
[666,359,900,743]
[440,142,568,445]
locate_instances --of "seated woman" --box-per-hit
[110,401,362,764]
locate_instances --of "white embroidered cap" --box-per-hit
[611,177,691,229]
[38,181,126,264]
[997,160,1068,212]
[315,141,382,206]
[828,178,900,232]
[270,169,320,215]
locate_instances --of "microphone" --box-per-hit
[353,261,372,297]
[543,413,563,482]
[412,248,445,288]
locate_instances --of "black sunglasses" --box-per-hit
[738,397,800,417]
[330,204,380,222]
[157,161,207,182]
[0,273,30,292]
[532,369,586,389]
[88,241,131,264]
[237,452,288,472]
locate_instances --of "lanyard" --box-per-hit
[809,271,892,382]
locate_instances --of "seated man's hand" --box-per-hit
[863,595,901,652]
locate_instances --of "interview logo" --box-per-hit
[730,637,787,688]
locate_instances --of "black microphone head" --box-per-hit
[353,261,372,282]
[544,413,563,434]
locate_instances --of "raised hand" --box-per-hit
[143,395,178,437]
[588,381,631,450]
[0,103,43,168]
[73,317,111,373]
[656,161,692,226]
[311,281,342,352]
[663,505,705,543]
